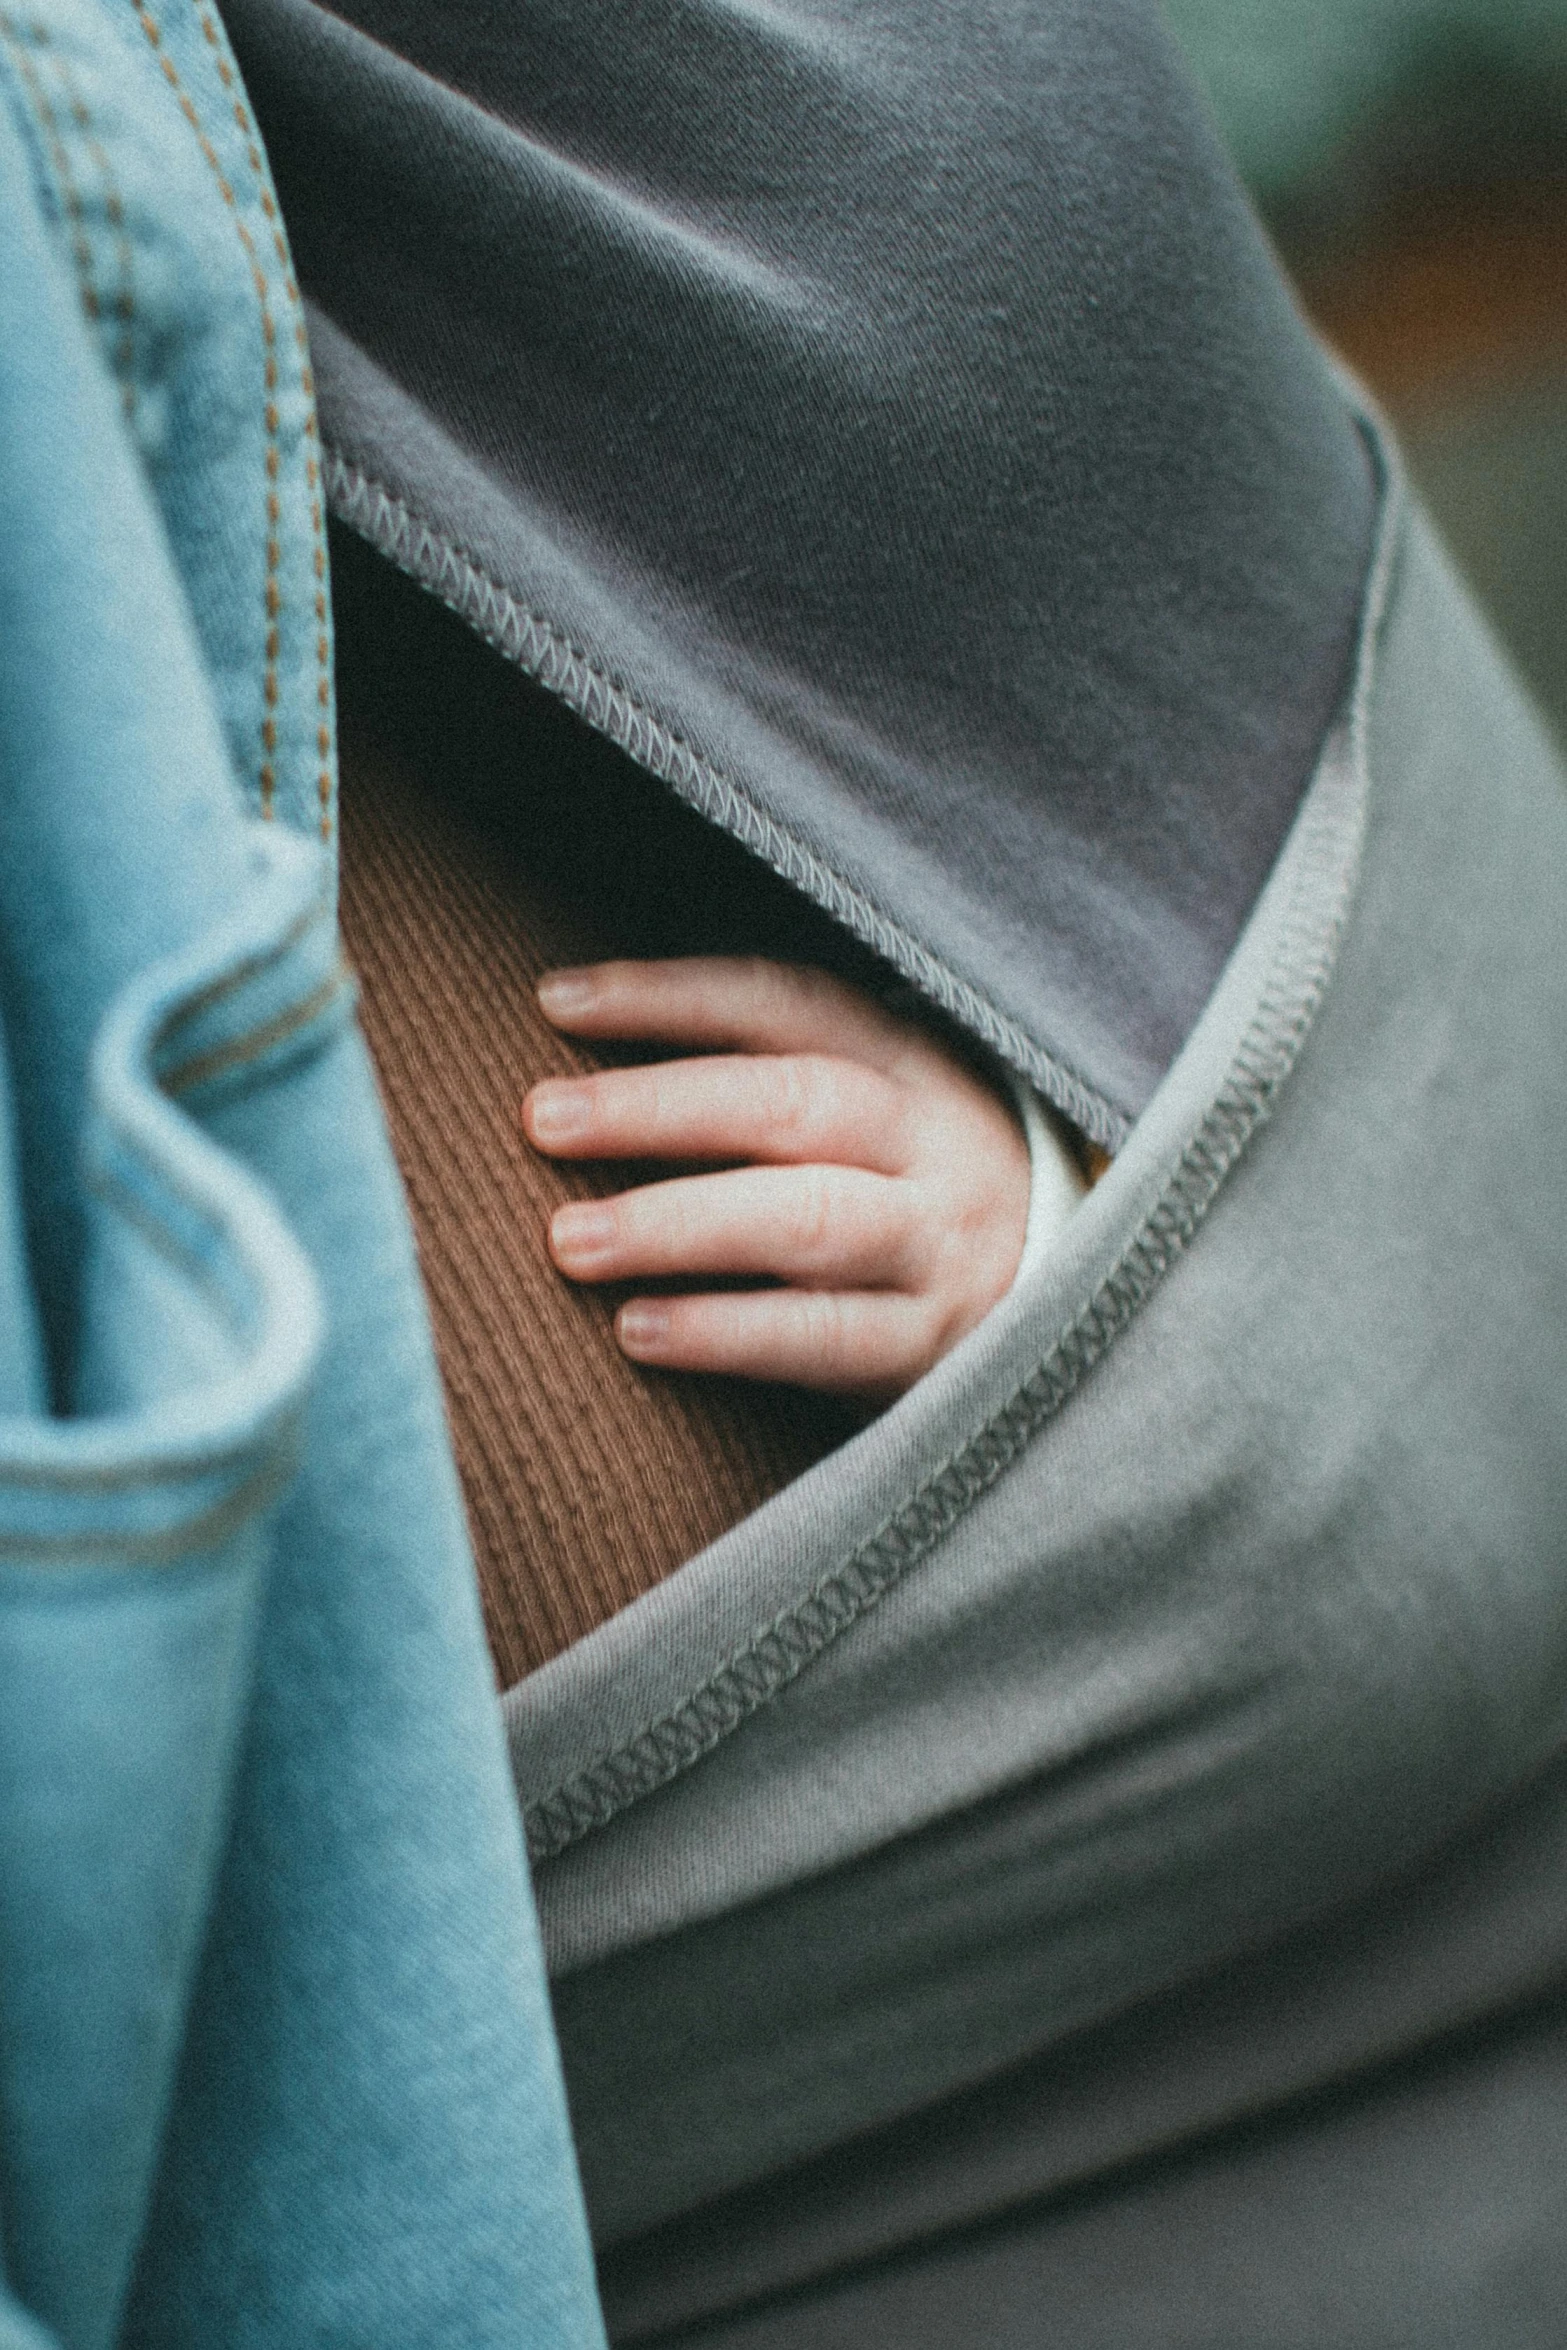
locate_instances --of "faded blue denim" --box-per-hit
[0,3,605,2344]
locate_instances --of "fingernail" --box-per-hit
[617,1302,668,1354]
[538,970,595,1019]
[551,1202,615,1261]
[527,1081,591,1141]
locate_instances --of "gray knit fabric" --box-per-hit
[221,0,1373,1145]
[503,470,1567,2244]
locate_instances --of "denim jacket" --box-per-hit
[0,4,604,2343]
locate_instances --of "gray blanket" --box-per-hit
[224,0,1372,1144]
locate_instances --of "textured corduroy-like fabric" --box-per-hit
[334,534,857,1684]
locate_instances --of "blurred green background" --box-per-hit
[1165,0,1567,745]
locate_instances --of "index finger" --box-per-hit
[535,957,925,1077]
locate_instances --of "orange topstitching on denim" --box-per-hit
[130,0,333,839]
[0,11,135,412]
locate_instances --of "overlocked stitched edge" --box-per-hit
[520,787,1350,1860]
[321,447,1126,1153]
[518,412,1401,1867]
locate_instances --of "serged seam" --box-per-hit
[518,410,1400,1866]
[321,447,1127,1151]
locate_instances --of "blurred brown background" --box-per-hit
[1167,0,1567,744]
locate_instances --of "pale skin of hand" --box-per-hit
[520,956,1031,1407]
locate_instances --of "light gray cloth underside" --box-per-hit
[600,1748,1567,2334]
[510,479,1567,2243]
[650,1996,1567,2350]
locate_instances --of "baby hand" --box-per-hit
[521,957,1031,1405]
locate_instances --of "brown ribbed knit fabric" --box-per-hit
[332,529,858,1686]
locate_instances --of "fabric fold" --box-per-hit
[224,0,1377,1142]
[0,5,606,2342]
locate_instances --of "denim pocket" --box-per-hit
[0,825,346,2350]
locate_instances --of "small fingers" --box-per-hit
[548,1163,918,1289]
[614,1288,939,1399]
[535,957,922,1075]
[523,1053,912,1174]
